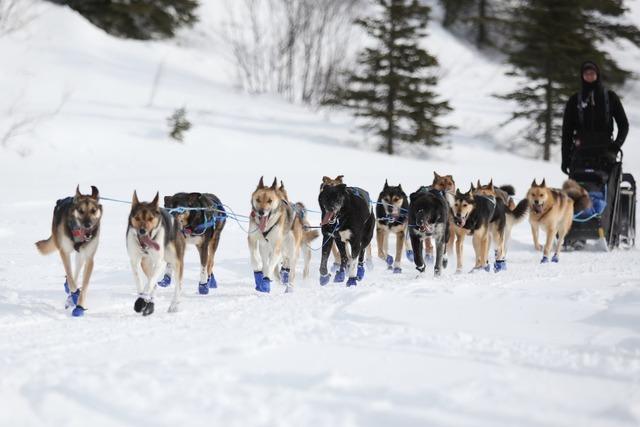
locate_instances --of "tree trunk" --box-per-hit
[544,78,552,161]
[476,0,487,48]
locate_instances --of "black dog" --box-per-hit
[376,180,409,273]
[408,188,450,276]
[319,184,375,287]
[162,192,226,294]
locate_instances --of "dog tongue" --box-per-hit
[258,215,269,232]
[321,212,334,226]
[140,235,160,251]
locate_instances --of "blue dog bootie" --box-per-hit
[208,274,217,289]
[386,255,394,269]
[319,274,331,286]
[65,289,80,309]
[406,249,414,262]
[198,281,209,295]
[71,305,86,317]
[393,267,402,274]
[551,253,559,263]
[346,277,358,287]
[494,259,507,272]
[425,254,434,265]
[259,277,271,293]
[157,274,171,288]
[253,271,264,290]
[280,268,290,285]
[63,277,70,294]
[356,263,365,281]
[483,262,491,272]
[334,268,346,283]
[540,256,549,264]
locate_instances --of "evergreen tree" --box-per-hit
[329,0,451,155]
[498,0,640,160]
[439,0,503,49]
[47,0,199,40]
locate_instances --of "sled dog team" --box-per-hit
[36,173,591,317]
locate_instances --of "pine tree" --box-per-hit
[329,0,451,155]
[498,0,640,160]
[439,0,504,49]
[46,0,199,40]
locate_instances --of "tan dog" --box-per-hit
[527,179,575,263]
[36,186,103,317]
[249,177,318,293]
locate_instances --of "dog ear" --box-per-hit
[270,177,277,189]
[90,185,99,200]
[257,176,265,190]
[74,185,82,201]
[531,179,538,187]
[151,192,159,209]
[476,179,481,188]
[470,182,475,192]
[279,180,285,190]
[335,175,344,183]
[132,190,139,207]
[541,178,546,188]
[398,184,403,192]
[322,176,331,185]
[384,179,389,189]
[488,179,493,190]
[456,188,462,198]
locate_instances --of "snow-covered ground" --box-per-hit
[1,2,639,426]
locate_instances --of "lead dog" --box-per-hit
[319,184,375,286]
[36,186,102,317]
[127,191,186,315]
[162,192,226,295]
[249,177,318,293]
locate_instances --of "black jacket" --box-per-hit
[561,85,628,168]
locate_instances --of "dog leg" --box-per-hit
[331,242,341,269]
[471,231,483,270]
[531,223,542,251]
[393,229,404,273]
[541,224,555,262]
[334,239,349,283]
[248,234,262,279]
[196,243,210,295]
[376,226,388,261]
[73,252,84,288]
[434,234,445,277]
[169,259,184,313]
[319,234,333,285]
[455,231,464,273]
[424,237,434,263]
[410,233,425,274]
[207,231,222,288]
[76,256,94,308]
[346,240,362,286]
[59,249,78,292]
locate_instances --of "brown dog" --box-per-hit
[527,179,575,263]
[36,186,103,317]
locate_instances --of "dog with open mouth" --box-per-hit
[162,192,226,295]
[126,191,186,316]
[407,187,450,277]
[248,177,318,293]
[318,183,375,286]
[375,180,409,273]
[36,185,103,317]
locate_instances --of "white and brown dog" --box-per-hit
[126,191,186,315]
[249,177,318,293]
[36,186,102,317]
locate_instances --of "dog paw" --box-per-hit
[280,268,290,285]
[142,301,155,316]
[443,258,449,269]
[334,268,346,283]
[356,264,365,281]
[168,301,180,313]
[208,274,217,289]
[157,274,171,288]
[540,256,549,264]
[434,268,441,277]
[551,254,559,263]
[494,260,507,272]
[257,277,271,293]
[319,274,331,286]
[63,278,70,295]
[253,271,264,288]
[346,277,358,287]
[406,250,414,262]
[415,265,426,273]
[134,297,147,313]
[198,282,209,295]
[425,254,434,265]
[385,255,394,267]
[71,305,86,317]
[393,267,402,274]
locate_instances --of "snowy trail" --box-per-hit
[2,194,639,426]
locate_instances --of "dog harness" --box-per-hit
[56,197,98,251]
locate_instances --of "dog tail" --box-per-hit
[563,179,592,212]
[506,198,529,223]
[499,185,515,196]
[36,236,56,255]
[294,202,320,242]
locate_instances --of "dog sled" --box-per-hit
[565,146,636,250]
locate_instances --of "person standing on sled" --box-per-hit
[561,61,629,174]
